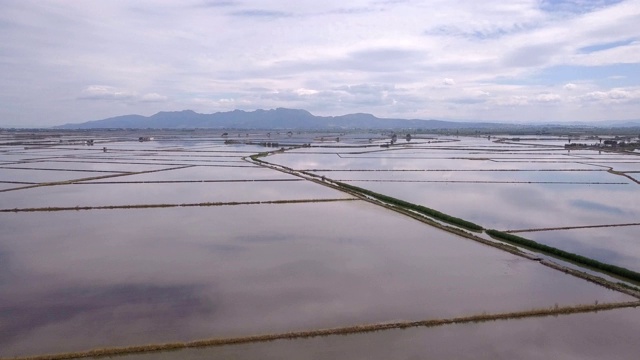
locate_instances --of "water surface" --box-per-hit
[117,307,640,360]
[0,201,631,357]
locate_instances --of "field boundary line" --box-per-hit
[0,198,358,213]
[0,165,194,193]
[506,223,640,233]
[8,301,638,360]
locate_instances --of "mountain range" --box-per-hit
[55,108,640,130]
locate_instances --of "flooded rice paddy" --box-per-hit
[119,307,640,360]
[0,130,639,359]
[268,135,640,272]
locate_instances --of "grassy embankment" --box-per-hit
[607,168,640,185]
[332,181,483,232]
[0,199,357,213]
[486,230,640,283]
[249,151,271,161]
[0,165,194,193]
[329,179,624,185]
[77,179,303,184]
[506,222,640,233]
[12,301,639,360]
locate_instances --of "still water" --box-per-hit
[118,307,640,360]
[0,180,350,209]
[1,133,638,359]
[0,201,632,357]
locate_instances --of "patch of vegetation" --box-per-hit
[249,152,269,162]
[617,282,640,292]
[333,181,484,231]
[486,229,640,283]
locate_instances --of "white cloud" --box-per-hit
[535,93,562,103]
[581,89,638,103]
[443,78,456,86]
[294,88,319,96]
[500,95,529,106]
[79,86,168,104]
[79,85,135,101]
[141,93,169,102]
[1,0,639,125]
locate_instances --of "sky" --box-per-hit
[1,0,639,127]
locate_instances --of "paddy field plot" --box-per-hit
[1,131,639,359]
[266,135,640,281]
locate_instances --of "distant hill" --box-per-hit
[55,108,640,130]
[55,108,508,130]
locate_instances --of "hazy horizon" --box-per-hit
[1,0,639,127]
[50,107,640,130]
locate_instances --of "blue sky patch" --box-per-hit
[571,199,626,215]
[539,0,624,15]
[493,63,639,87]
[579,39,636,53]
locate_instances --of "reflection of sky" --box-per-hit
[0,168,124,183]
[120,308,640,360]
[0,180,349,209]
[344,181,638,230]
[314,170,619,184]
[267,136,640,281]
[270,139,639,231]
[571,199,626,215]
[592,163,640,172]
[0,202,632,356]
[270,153,607,172]
[4,161,171,173]
[1,283,213,353]
[84,165,299,182]
[527,226,640,273]
[2,135,639,357]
